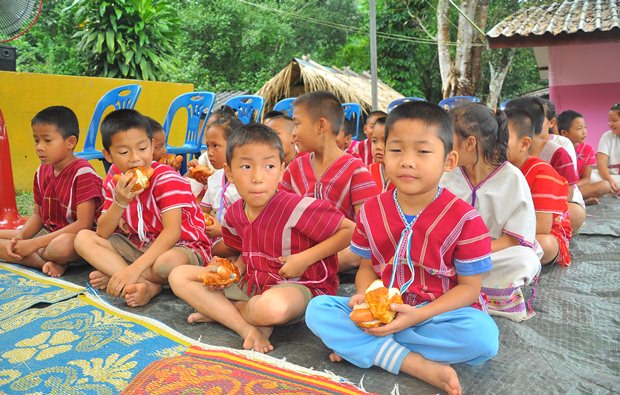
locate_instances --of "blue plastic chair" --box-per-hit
[225,95,264,124]
[387,97,426,113]
[499,99,511,111]
[75,84,142,162]
[342,103,362,140]
[163,91,216,173]
[273,97,296,117]
[438,96,481,110]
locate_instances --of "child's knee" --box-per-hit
[45,234,77,259]
[167,264,194,289]
[74,229,96,251]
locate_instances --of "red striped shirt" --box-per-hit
[222,190,344,297]
[575,142,596,178]
[103,162,212,263]
[347,138,373,165]
[351,188,492,309]
[547,146,579,185]
[34,159,103,232]
[279,153,379,221]
[520,156,572,264]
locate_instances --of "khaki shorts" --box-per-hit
[34,228,50,237]
[224,281,313,324]
[108,233,203,266]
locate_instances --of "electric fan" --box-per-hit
[0,0,44,43]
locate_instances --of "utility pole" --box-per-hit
[369,0,378,110]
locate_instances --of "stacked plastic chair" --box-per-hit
[387,97,426,113]
[225,95,264,124]
[438,96,480,110]
[273,98,296,117]
[342,103,362,140]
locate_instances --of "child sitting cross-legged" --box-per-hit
[306,102,499,395]
[169,124,354,353]
[0,106,103,277]
[75,109,212,307]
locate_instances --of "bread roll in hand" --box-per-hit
[113,166,154,192]
[199,257,240,286]
[349,279,403,328]
[188,164,215,179]
[159,154,184,170]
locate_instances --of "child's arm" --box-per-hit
[491,234,519,253]
[13,200,96,258]
[367,273,483,336]
[205,216,223,238]
[535,211,554,235]
[596,153,618,193]
[278,218,355,278]
[576,165,592,187]
[355,258,379,294]
[107,207,182,297]
[96,174,137,238]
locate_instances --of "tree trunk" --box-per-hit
[470,0,488,93]
[454,0,478,96]
[487,49,516,110]
[436,0,453,98]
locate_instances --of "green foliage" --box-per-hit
[68,0,179,80]
[12,0,86,75]
[16,192,34,217]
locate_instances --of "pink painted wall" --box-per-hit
[548,42,620,148]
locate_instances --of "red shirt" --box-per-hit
[34,159,103,232]
[351,188,492,309]
[368,162,393,193]
[520,156,572,266]
[575,143,596,178]
[103,162,212,263]
[347,138,373,165]
[222,190,344,297]
[548,146,579,185]
[280,153,379,221]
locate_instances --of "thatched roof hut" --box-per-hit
[256,57,404,114]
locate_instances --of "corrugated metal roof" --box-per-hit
[213,90,250,110]
[487,0,620,39]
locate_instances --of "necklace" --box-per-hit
[389,187,443,293]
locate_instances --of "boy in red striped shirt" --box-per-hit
[0,106,102,277]
[169,124,354,353]
[506,109,572,266]
[75,109,212,307]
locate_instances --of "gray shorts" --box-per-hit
[108,233,203,266]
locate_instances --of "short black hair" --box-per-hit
[505,97,546,135]
[101,109,151,151]
[610,103,620,114]
[557,110,583,133]
[293,91,344,135]
[450,103,508,166]
[340,118,354,137]
[31,106,80,141]
[374,116,386,127]
[366,110,387,123]
[263,110,285,122]
[209,114,244,140]
[542,99,556,121]
[145,116,164,134]
[266,115,295,133]
[505,109,534,139]
[226,123,284,165]
[385,101,453,157]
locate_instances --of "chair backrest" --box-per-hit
[81,84,142,152]
[342,102,362,140]
[387,97,426,113]
[438,95,480,110]
[273,97,296,117]
[499,98,511,111]
[225,95,264,124]
[163,92,216,149]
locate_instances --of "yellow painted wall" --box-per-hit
[0,71,194,191]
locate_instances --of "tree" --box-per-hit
[69,0,179,80]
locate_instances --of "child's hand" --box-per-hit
[278,253,309,278]
[610,180,619,194]
[6,236,23,260]
[117,218,131,235]
[364,303,421,337]
[114,173,140,207]
[348,293,366,308]
[13,238,41,258]
[205,218,222,238]
[188,159,199,168]
[107,266,142,297]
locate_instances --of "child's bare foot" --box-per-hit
[42,261,67,278]
[124,282,162,307]
[187,311,214,324]
[89,271,110,290]
[329,352,343,362]
[401,353,461,395]
[242,326,273,353]
[585,197,600,206]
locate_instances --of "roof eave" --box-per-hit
[487,29,620,48]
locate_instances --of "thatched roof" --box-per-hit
[256,57,404,114]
